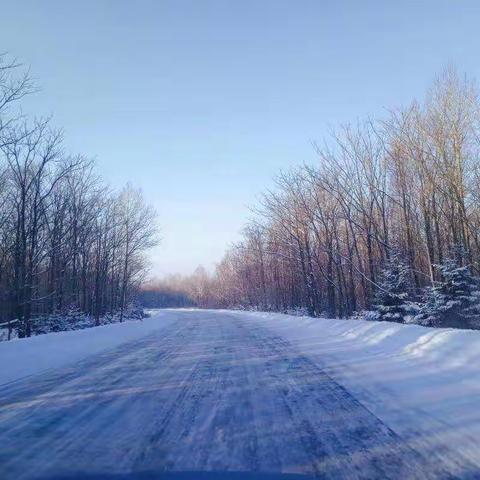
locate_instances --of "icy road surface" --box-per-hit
[0,310,472,479]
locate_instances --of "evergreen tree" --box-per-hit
[415,258,480,328]
[374,255,414,323]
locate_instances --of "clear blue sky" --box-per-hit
[1,1,479,276]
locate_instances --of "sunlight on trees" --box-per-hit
[169,68,480,329]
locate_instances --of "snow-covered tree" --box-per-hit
[373,255,415,322]
[415,258,480,328]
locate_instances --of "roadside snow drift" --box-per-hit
[234,311,480,471]
[0,310,174,385]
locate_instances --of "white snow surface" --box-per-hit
[0,310,175,385]
[1,308,480,477]
[233,310,480,470]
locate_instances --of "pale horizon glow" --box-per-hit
[2,1,480,276]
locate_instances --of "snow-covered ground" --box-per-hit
[1,309,479,479]
[233,310,480,473]
[0,310,175,385]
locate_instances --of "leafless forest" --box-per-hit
[146,68,480,329]
[4,51,480,336]
[0,56,158,338]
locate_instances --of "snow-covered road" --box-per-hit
[0,310,475,479]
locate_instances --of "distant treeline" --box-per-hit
[139,268,209,308]
[0,54,158,337]
[138,289,194,309]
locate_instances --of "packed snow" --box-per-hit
[1,309,480,478]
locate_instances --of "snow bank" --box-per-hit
[233,310,480,469]
[0,310,173,386]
